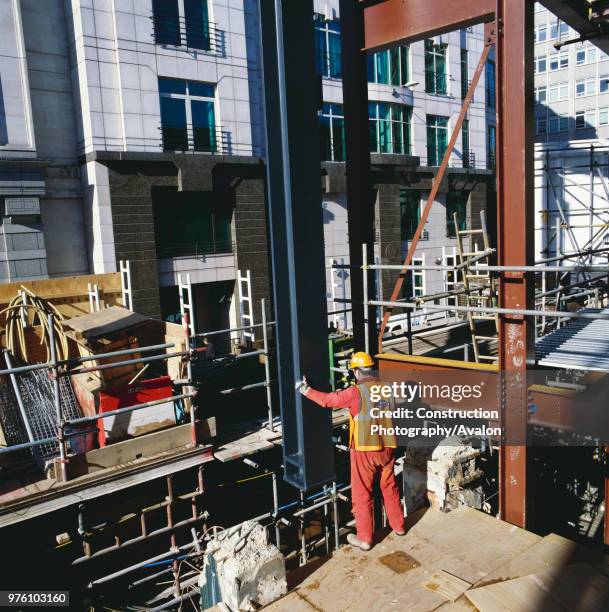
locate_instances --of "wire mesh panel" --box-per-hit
[0,370,83,458]
[0,383,27,447]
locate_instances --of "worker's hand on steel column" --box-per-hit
[295,376,310,395]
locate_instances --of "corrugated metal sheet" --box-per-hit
[536,308,609,371]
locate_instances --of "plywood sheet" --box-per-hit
[0,273,123,322]
[407,506,541,586]
[423,570,472,602]
[466,563,609,612]
[480,531,609,584]
[262,508,547,612]
[63,306,148,339]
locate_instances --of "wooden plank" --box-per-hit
[214,412,349,463]
[466,563,609,612]
[63,306,148,339]
[65,419,216,478]
[214,426,282,463]
[423,570,472,602]
[0,273,123,324]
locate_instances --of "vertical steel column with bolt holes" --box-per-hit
[496,0,534,529]
[259,0,335,490]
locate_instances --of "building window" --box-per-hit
[462,119,472,168]
[576,78,597,97]
[549,20,569,40]
[486,60,495,109]
[446,191,468,238]
[153,189,232,258]
[599,108,609,126]
[548,115,569,133]
[368,46,409,86]
[425,39,447,95]
[369,102,412,154]
[314,14,342,79]
[411,257,426,298]
[576,46,597,65]
[159,78,217,152]
[460,49,468,100]
[600,75,609,93]
[152,0,211,51]
[534,56,547,74]
[575,109,596,129]
[536,115,547,135]
[487,125,496,170]
[426,114,449,166]
[549,51,569,71]
[534,25,547,44]
[400,190,421,241]
[548,82,569,102]
[535,86,547,105]
[320,103,345,161]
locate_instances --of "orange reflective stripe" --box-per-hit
[351,381,397,451]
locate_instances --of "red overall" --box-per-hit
[306,380,405,544]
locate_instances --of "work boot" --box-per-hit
[347,533,371,551]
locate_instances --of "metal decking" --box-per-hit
[536,308,609,371]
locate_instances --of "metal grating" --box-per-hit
[0,370,82,458]
[536,308,609,372]
[0,383,27,450]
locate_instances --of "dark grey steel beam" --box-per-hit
[258,0,335,490]
[340,0,376,354]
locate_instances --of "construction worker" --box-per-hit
[295,352,405,551]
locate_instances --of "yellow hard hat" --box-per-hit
[349,351,374,369]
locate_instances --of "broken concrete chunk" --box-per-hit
[199,521,287,611]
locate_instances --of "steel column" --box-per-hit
[259,0,334,490]
[340,0,376,352]
[496,0,534,529]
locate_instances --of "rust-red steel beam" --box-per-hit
[362,0,495,51]
[496,0,534,529]
[377,28,495,352]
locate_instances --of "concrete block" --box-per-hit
[199,521,286,611]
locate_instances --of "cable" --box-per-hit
[1,286,69,363]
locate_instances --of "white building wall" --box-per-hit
[81,160,117,273]
[533,2,609,267]
[64,0,261,156]
[0,0,36,157]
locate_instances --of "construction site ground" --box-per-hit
[263,506,609,611]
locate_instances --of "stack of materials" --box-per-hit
[427,438,483,511]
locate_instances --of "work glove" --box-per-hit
[295,376,310,395]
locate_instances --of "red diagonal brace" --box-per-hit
[377,26,496,353]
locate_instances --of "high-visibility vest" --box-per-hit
[349,381,398,451]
